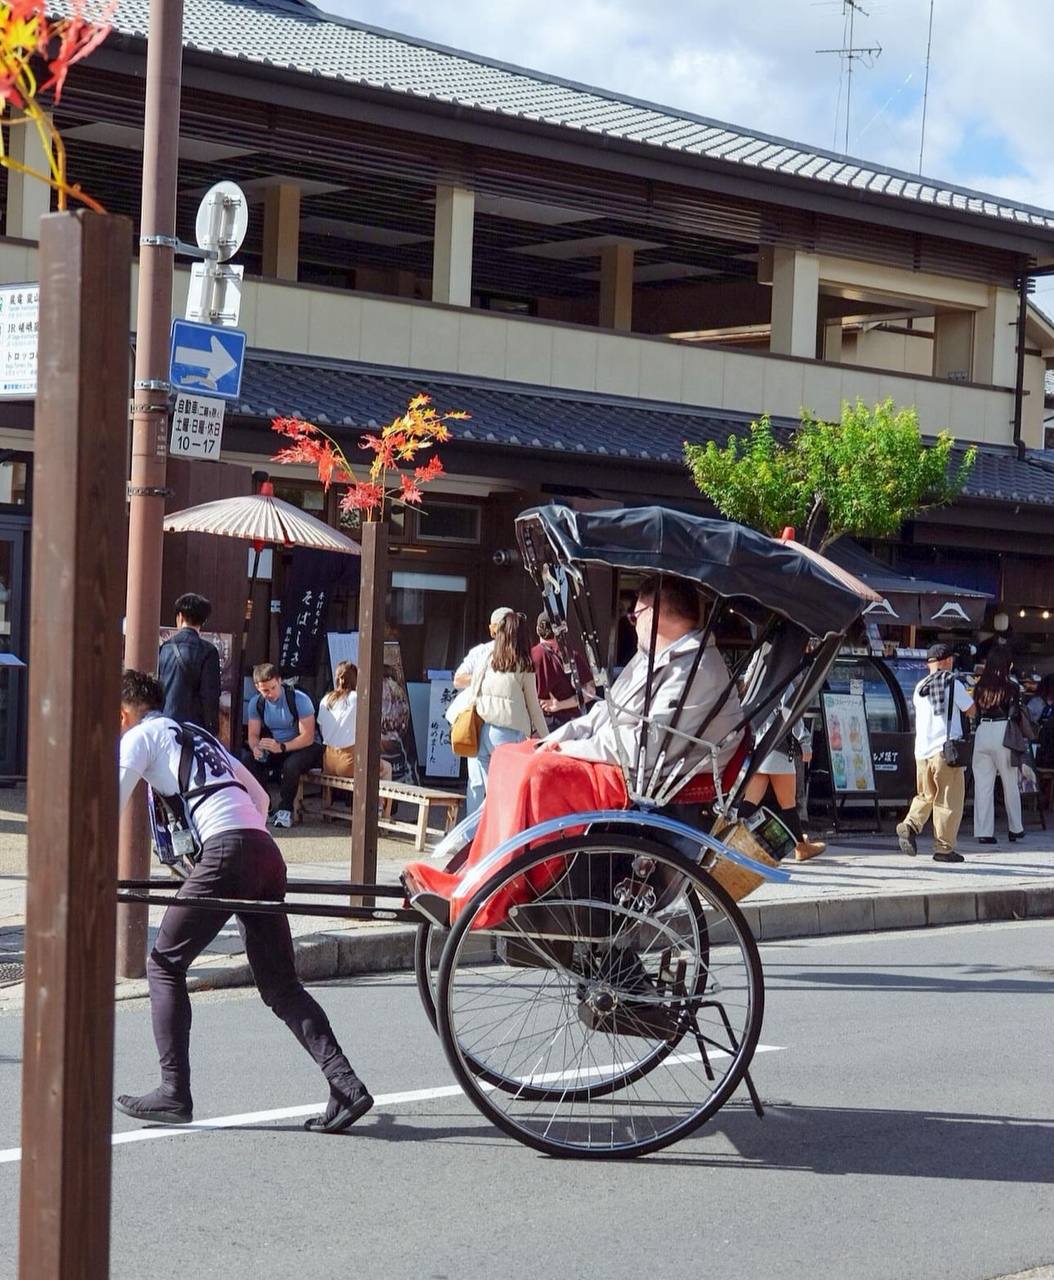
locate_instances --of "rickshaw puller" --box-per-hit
[114,670,373,1133]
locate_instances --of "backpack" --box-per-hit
[150,722,247,870]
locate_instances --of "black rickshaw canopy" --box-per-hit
[517,505,878,639]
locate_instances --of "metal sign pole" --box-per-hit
[117,0,184,978]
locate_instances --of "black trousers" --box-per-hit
[242,741,324,811]
[146,828,355,1100]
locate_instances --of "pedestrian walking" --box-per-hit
[243,663,324,828]
[465,610,548,813]
[453,605,514,690]
[530,611,595,731]
[971,648,1025,844]
[897,642,975,863]
[158,592,221,734]
[114,669,372,1133]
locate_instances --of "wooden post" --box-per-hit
[351,519,388,904]
[18,212,131,1279]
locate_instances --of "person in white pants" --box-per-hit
[971,649,1024,844]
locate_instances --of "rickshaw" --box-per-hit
[118,504,876,1160]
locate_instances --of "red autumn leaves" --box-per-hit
[272,394,468,520]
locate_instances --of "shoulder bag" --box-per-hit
[1004,699,1036,759]
[451,657,488,758]
[941,678,972,769]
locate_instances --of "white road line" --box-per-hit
[0,1045,783,1167]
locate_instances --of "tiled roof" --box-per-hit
[236,350,1054,508]
[87,0,1054,236]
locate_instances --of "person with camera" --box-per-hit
[114,669,373,1133]
[896,642,975,863]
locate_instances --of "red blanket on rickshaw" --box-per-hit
[404,740,629,928]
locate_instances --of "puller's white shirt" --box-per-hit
[119,714,270,843]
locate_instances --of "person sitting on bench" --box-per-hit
[242,663,323,829]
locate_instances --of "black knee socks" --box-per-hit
[780,805,804,842]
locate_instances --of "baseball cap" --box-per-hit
[490,606,514,626]
[926,642,953,662]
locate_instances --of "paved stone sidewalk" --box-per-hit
[2,784,1052,1008]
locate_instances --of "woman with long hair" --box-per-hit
[971,648,1024,844]
[466,611,548,813]
[318,660,391,781]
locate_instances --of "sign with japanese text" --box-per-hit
[821,692,877,795]
[425,677,460,778]
[0,283,39,397]
[170,393,226,460]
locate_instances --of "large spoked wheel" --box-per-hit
[436,833,764,1160]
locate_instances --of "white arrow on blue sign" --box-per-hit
[169,319,246,400]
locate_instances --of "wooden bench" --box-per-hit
[305,770,462,852]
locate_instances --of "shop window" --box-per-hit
[0,457,29,507]
[272,480,324,513]
[478,293,536,316]
[415,501,481,545]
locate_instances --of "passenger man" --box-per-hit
[158,592,221,734]
[243,662,324,828]
[897,642,975,863]
[114,669,372,1132]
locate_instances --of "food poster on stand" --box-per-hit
[326,632,421,784]
[821,692,876,794]
[159,628,236,748]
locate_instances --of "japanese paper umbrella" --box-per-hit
[162,481,360,655]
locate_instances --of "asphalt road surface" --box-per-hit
[2,919,1053,1280]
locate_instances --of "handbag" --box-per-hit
[1003,702,1036,755]
[941,678,972,769]
[450,657,488,758]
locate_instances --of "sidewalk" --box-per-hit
[2,785,1052,1008]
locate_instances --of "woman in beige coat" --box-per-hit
[466,611,548,813]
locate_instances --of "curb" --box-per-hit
[134,881,1054,1001]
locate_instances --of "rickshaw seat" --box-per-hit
[665,733,750,806]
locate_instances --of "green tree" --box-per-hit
[683,399,976,549]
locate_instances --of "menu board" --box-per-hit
[821,692,876,795]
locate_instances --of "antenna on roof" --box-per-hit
[817,0,883,154]
[918,0,936,173]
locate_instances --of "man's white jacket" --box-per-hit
[547,631,743,785]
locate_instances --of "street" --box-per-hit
[2,918,1052,1280]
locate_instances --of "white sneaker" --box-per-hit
[271,810,293,829]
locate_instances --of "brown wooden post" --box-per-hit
[18,211,131,1280]
[351,519,388,903]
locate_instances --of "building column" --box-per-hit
[972,285,1018,386]
[822,320,843,362]
[432,185,474,307]
[932,310,974,380]
[599,241,634,331]
[262,183,301,282]
[769,246,820,358]
[5,114,52,239]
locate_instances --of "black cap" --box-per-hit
[927,642,954,662]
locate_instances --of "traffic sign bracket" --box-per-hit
[140,234,218,261]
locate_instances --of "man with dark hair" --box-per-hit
[158,592,221,734]
[115,668,372,1132]
[531,611,595,731]
[243,662,323,828]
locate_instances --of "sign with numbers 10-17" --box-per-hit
[170,392,226,460]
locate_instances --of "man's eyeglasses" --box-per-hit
[627,604,653,625]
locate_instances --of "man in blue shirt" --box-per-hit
[243,662,323,828]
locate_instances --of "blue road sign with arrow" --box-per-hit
[169,319,246,400]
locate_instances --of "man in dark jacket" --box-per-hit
[158,592,221,734]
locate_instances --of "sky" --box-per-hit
[317,0,1054,312]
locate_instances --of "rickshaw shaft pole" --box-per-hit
[115,891,421,924]
[118,878,407,898]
